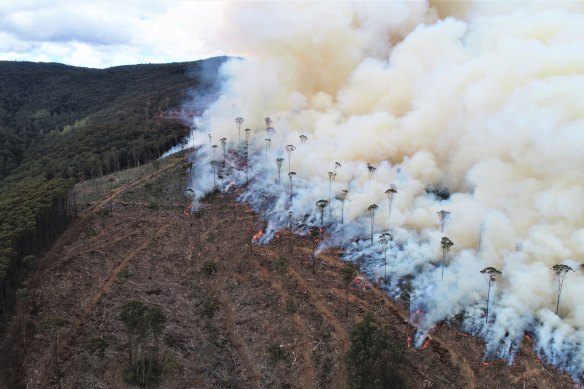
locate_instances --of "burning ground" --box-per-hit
[0,150,575,388]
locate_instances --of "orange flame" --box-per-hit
[421,338,430,350]
[252,230,264,241]
[183,202,192,216]
[407,335,412,349]
[481,361,492,366]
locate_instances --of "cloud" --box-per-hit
[0,0,229,68]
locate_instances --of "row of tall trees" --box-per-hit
[0,177,76,325]
[224,116,579,326]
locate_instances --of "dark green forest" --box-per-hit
[0,57,228,324]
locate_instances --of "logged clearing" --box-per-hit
[0,151,576,389]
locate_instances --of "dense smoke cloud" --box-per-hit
[188,1,584,381]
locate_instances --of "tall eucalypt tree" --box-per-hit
[437,210,450,233]
[288,171,296,202]
[264,138,271,159]
[480,267,502,324]
[220,138,227,166]
[385,184,397,232]
[285,145,295,174]
[210,160,218,188]
[335,189,349,225]
[440,236,453,280]
[276,158,284,184]
[366,163,376,182]
[244,128,252,148]
[299,134,307,144]
[235,117,244,144]
[367,204,378,245]
[379,232,392,283]
[316,200,329,231]
[552,264,574,315]
[328,171,336,208]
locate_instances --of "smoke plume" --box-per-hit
[187,1,584,382]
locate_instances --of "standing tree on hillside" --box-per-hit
[285,145,295,173]
[437,210,450,233]
[265,117,272,128]
[368,204,379,244]
[211,144,218,160]
[208,133,212,146]
[276,157,284,184]
[379,232,392,284]
[235,117,244,144]
[328,171,336,207]
[266,126,276,141]
[288,171,296,202]
[341,263,357,318]
[243,151,250,185]
[244,128,252,148]
[440,237,454,280]
[336,189,349,225]
[367,163,376,182]
[299,134,307,144]
[210,160,218,188]
[552,264,574,315]
[316,200,329,234]
[385,184,398,232]
[220,138,227,166]
[480,267,502,324]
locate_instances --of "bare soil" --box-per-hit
[0,151,577,389]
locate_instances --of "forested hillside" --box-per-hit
[0,57,228,325]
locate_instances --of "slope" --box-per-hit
[0,149,575,389]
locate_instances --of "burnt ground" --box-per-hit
[0,150,577,389]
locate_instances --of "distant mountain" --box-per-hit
[0,56,229,325]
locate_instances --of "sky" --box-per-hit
[0,1,231,68]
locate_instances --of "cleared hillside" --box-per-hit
[0,57,228,329]
[0,150,574,388]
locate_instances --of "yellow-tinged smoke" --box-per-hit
[193,1,584,379]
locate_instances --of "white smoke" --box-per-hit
[187,1,584,382]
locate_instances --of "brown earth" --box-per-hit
[0,151,577,389]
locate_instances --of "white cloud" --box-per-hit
[0,0,231,67]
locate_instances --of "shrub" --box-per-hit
[347,314,406,389]
[274,255,289,274]
[267,343,287,363]
[201,260,218,276]
[87,336,108,358]
[285,296,297,314]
